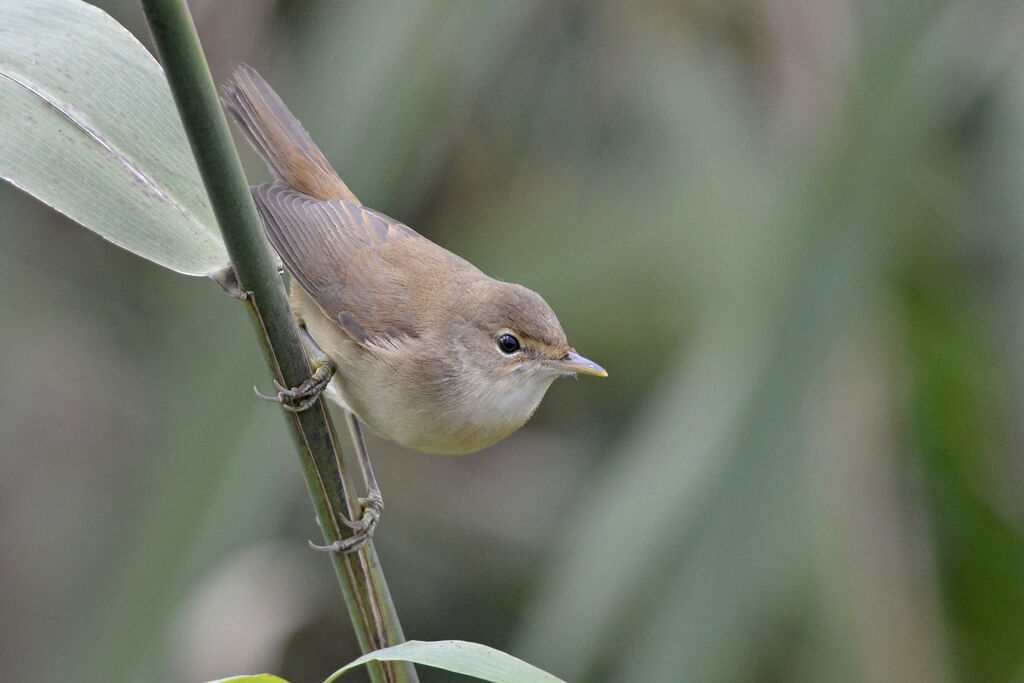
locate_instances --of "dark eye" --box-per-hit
[497,333,521,354]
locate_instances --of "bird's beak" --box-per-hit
[557,351,607,377]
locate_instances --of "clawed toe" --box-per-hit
[255,359,336,412]
[309,491,382,554]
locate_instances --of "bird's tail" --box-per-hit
[221,64,360,204]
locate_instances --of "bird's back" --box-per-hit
[223,65,484,346]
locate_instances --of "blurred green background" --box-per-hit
[3,1,1024,681]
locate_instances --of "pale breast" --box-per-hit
[335,338,555,455]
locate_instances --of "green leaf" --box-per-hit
[324,640,565,683]
[0,0,228,275]
[204,676,289,683]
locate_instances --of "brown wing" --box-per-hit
[252,181,469,344]
[224,67,486,344]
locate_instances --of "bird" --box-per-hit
[222,65,605,547]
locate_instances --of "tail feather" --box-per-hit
[221,64,360,204]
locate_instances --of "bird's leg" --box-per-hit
[310,411,382,553]
[254,326,336,412]
[221,265,334,411]
[231,271,380,552]
[346,411,383,523]
[277,331,383,552]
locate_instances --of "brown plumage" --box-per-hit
[222,65,604,454]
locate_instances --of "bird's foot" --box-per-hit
[309,488,383,554]
[255,358,336,412]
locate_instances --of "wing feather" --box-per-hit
[252,181,438,344]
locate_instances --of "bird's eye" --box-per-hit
[497,333,521,354]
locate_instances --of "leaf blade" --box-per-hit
[204,676,290,683]
[325,640,566,683]
[0,0,228,275]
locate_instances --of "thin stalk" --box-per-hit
[139,2,415,681]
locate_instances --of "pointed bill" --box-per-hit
[558,351,607,377]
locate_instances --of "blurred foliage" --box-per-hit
[2,1,1024,682]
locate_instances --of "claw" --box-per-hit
[308,535,367,554]
[309,490,382,554]
[253,384,280,402]
[256,359,336,412]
